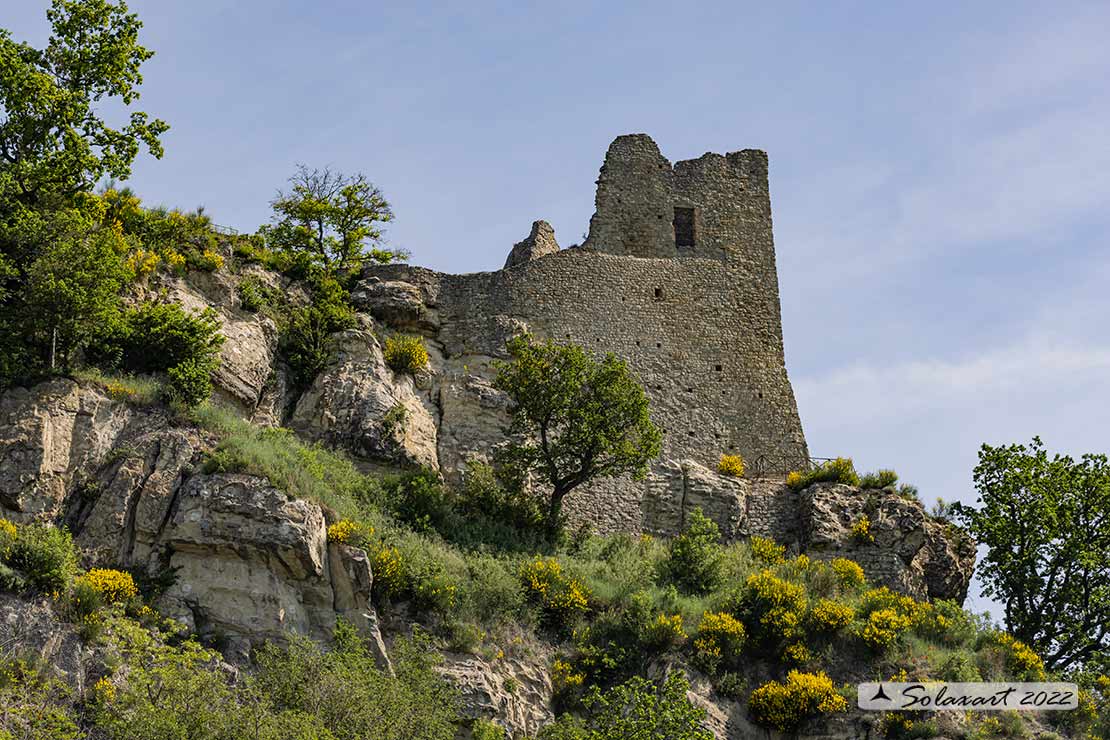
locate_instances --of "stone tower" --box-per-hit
[357,133,807,534]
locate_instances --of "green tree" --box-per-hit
[264,165,406,271]
[956,437,1110,671]
[539,672,712,740]
[1,205,129,376]
[493,334,662,541]
[0,0,167,208]
[662,508,723,595]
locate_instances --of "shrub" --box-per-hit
[456,460,545,536]
[750,535,786,565]
[412,567,459,615]
[378,469,454,534]
[164,357,214,409]
[279,273,356,389]
[0,657,81,740]
[717,454,745,477]
[236,275,279,314]
[661,508,723,595]
[785,457,860,491]
[76,568,138,604]
[472,719,507,740]
[692,611,746,674]
[739,569,808,646]
[851,515,875,544]
[640,613,687,652]
[860,608,912,650]
[521,557,590,630]
[830,558,866,590]
[372,546,405,602]
[384,334,429,374]
[748,670,847,731]
[0,519,15,559]
[4,523,78,592]
[575,673,713,740]
[65,577,104,623]
[808,598,855,632]
[326,519,373,548]
[860,469,899,489]
[92,301,224,376]
[551,658,586,694]
[979,632,1046,680]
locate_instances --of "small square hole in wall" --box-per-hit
[656,342,662,349]
[715,364,723,372]
[654,287,663,300]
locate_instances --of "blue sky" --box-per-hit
[9,1,1109,613]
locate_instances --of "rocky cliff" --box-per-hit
[0,253,985,738]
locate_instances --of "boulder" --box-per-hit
[0,379,132,520]
[440,642,555,739]
[157,473,385,661]
[290,323,440,470]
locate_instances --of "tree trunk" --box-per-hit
[545,486,569,543]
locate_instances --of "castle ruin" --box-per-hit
[354,133,808,533]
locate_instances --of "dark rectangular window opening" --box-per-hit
[674,207,695,249]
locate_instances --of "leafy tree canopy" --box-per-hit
[263,165,406,272]
[493,334,662,540]
[0,0,167,209]
[956,437,1110,672]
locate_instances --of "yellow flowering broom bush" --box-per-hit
[520,557,589,629]
[75,568,138,605]
[750,535,786,565]
[748,669,847,731]
[384,335,429,374]
[717,454,745,477]
[693,611,746,674]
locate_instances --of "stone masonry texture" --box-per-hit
[358,133,808,532]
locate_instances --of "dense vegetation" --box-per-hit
[2,2,1108,739]
[956,438,1110,674]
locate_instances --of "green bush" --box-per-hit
[785,457,860,491]
[165,357,214,409]
[86,301,224,409]
[279,274,355,389]
[377,469,454,533]
[471,719,507,740]
[547,673,713,740]
[384,334,429,374]
[3,523,78,592]
[0,657,81,740]
[660,508,723,595]
[859,469,899,489]
[236,275,279,314]
[91,301,224,375]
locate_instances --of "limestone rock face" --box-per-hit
[642,462,974,602]
[440,644,555,738]
[796,483,975,602]
[71,425,204,565]
[0,379,133,520]
[156,271,279,414]
[157,473,334,657]
[0,593,94,692]
[351,277,438,332]
[0,381,386,664]
[290,323,440,470]
[503,220,560,269]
